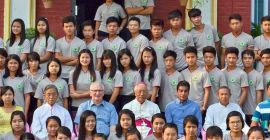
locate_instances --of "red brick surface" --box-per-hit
[0,0,4,37]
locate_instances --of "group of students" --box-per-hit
[0,0,270,139]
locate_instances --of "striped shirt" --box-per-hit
[252,100,270,132]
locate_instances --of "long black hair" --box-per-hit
[9,18,26,46]
[33,17,50,48]
[45,57,62,78]
[139,47,158,81]
[3,54,24,78]
[78,110,97,140]
[116,109,136,138]
[100,50,117,79]
[73,49,96,89]
[117,49,137,72]
[0,86,16,106]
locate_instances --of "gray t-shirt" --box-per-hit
[243,69,264,115]
[222,32,254,67]
[203,67,227,106]
[34,77,69,106]
[1,132,16,140]
[262,71,270,100]
[121,70,141,96]
[94,2,127,32]
[85,39,104,70]
[254,35,270,72]
[55,36,86,78]
[127,34,149,62]
[3,76,33,108]
[124,0,155,30]
[31,36,56,73]
[163,29,194,70]
[102,70,123,95]
[23,69,46,91]
[142,69,161,96]
[159,70,183,112]
[0,38,3,48]
[144,134,159,140]
[108,133,125,140]
[190,24,220,66]
[102,36,126,57]
[69,70,101,107]
[222,67,249,104]
[5,39,31,56]
[181,67,212,106]
[223,132,248,140]
[149,38,174,69]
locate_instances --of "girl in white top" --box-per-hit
[31,17,55,73]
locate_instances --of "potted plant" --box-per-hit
[42,0,53,8]
[26,28,36,40]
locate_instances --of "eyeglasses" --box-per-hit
[90,89,103,93]
[229,120,242,125]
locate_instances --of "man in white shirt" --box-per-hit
[123,82,160,139]
[31,85,73,139]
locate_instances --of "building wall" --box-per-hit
[36,0,72,38]
[0,0,4,38]
[218,0,251,35]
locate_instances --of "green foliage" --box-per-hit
[26,28,36,40]
[250,22,262,38]
[193,0,208,8]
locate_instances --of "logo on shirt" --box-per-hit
[178,37,185,45]
[140,0,148,6]
[157,45,165,50]
[17,45,24,52]
[112,45,119,51]
[57,84,64,92]
[72,47,79,54]
[112,9,118,14]
[133,43,139,48]
[229,78,236,83]
[40,42,46,48]
[16,83,23,90]
[206,35,213,40]
[267,78,270,84]
[249,80,254,86]
[210,76,215,82]
[107,78,113,84]
[88,77,94,82]
[90,47,96,52]
[125,76,131,82]
[192,76,198,81]
[170,80,178,87]
[239,42,246,48]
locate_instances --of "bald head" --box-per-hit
[90,82,104,90]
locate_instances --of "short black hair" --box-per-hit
[177,80,190,91]
[206,126,223,138]
[226,111,244,130]
[94,133,107,140]
[168,9,182,19]
[267,81,270,89]
[128,17,141,26]
[125,127,142,140]
[248,126,265,139]
[0,48,7,58]
[162,123,178,134]
[203,46,216,56]
[57,126,71,138]
[151,19,164,28]
[184,46,197,56]
[183,115,199,135]
[261,15,270,24]
[81,20,95,30]
[151,113,166,123]
[225,47,239,56]
[27,52,41,69]
[106,16,119,26]
[46,116,61,128]
[241,49,255,59]
[188,8,201,18]
[163,50,177,59]
[62,16,76,26]
[19,133,35,140]
[260,48,270,57]
[229,13,242,22]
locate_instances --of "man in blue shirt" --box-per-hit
[74,82,118,136]
[165,80,202,137]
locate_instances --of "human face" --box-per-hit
[151,25,163,38]
[185,53,197,66]
[0,55,6,68]
[11,115,24,132]
[135,84,148,104]
[80,53,91,67]
[164,56,176,70]
[127,134,140,140]
[203,52,215,66]
[207,136,222,140]
[226,53,238,67]
[190,16,202,26]
[90,84,104,103]
[120,54,131,69]
[229,19,242,32]
[217,88,230,106]
[85,115,96,132]
[184,122,198,137]
[262,21,270,33]
[83,26,94,39]
[162,128,178,140]
[120,114,132,130]
[28,60,39,70]
[152,118,165,134]
[107,22,118,35]
[47,119,60,137]
[177,86,189,102]
[228,116,242,132]
[57,133,70,140]
[44,88,58,106]
[63,22,75,36]
[103,58,112,69]
[48,61,60,75]
[7,59,19,72]
[37,20,47,34]
[1,89,14,104]
[142,51,154,66]
[242,54,254,68]
[261,54,270,67]
[170,17,181,29]
[248,131,264,140]
[12,21,22,35]
[128,20,140,34]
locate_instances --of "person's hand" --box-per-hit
[200,106,206,112]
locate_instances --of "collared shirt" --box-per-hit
[74,100,118,136]
[165,99,202,137]
[31,103,73,139]
[252,100,270,132]
[123,99,160,139]
[204,102,245,133]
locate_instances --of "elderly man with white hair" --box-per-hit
[122,82,160,139]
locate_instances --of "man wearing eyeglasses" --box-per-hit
[74,82,118,136]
